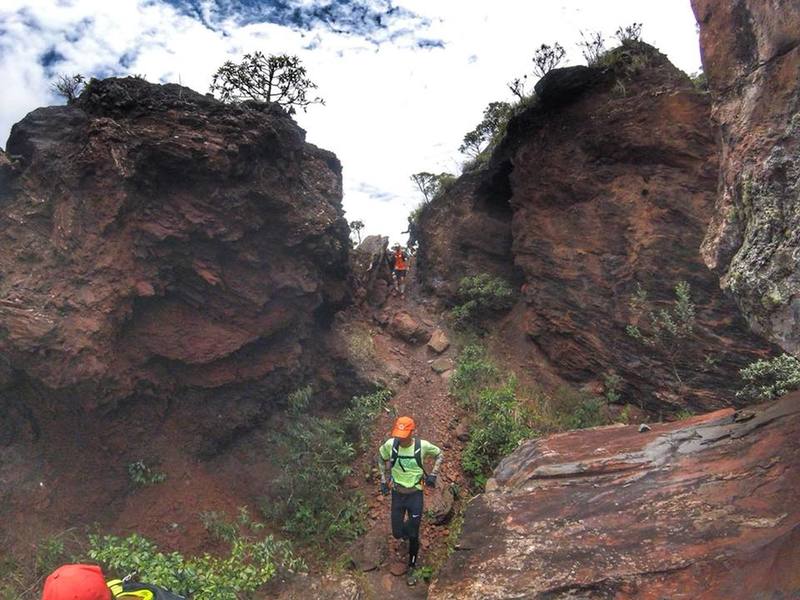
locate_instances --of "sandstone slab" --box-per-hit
[430,393,800,599]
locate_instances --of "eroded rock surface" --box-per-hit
[418,44,773,410]
[431,393,800,599]
[0,77,354,457]
[692,0,800,354]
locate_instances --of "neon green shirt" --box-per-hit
[379,438,441,490]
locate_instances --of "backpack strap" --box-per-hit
[390,437,426,475]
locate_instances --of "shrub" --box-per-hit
[737,354,800,402]
[461,378,535,487]
[603,371,623,404]
[343,388,392,450]
[127,460,166,486]
[548,386,609,430]
[263,387,392,547]
[532,42,566,78]
[626,281,696,394]
[449,344,500,407]
[614,23,643,44]
[459,102,514,158]
[578,30,606,66]
[52,73,85,103]
[450,274,514,330]
[87,528,302,600]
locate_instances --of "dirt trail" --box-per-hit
[274,265,469,599]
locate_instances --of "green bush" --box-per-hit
[87,529,302,600]
[462,378,535,487]
[450,274,514,330]
[343,388,392,450]
[128,460,166,486]
[449,344,500,407]
[550,386,609,430]
[626,281,696,393]
[264,392,368,546]
[737,354,800,401]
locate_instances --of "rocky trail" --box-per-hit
[274,263,471,599]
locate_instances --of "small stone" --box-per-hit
[431,357,453,374]
[638,423,652,433]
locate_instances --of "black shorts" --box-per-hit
[394,269,407,279]
[391,489,423,540]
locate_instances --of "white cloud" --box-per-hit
[1,0,702,244]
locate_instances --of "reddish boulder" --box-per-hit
[430,393,800,599]
[388,310,431,344]
[692,0,800,354]
[0,77,350,417]
[427,329,450,354]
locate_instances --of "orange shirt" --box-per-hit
[394,250,408,270]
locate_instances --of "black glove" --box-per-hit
[380,482,390,495]
[424,474,437,488]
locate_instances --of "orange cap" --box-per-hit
[42,564,110,600]
[391,416,415,439]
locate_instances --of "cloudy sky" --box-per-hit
[1,1,702,244]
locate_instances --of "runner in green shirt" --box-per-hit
[377,415,443,586]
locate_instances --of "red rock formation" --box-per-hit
[430,393,800,599]
[418,43,774,411]
[0,77,351,445]
[692,0,800,355]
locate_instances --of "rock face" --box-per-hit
[692,0,800,355]
[430,393,800,599]
[351,234,392,306]
[418,43,774,410]
[0,77,351,442]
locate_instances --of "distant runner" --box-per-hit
[377,416,443,586]
[390,243,409,298]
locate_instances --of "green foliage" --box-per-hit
[51,73,86,103]
[343,389,393,450]
[549,386,608,430]
[603,371,623,404]
[127,460,166,486]
[461,378,535,487]
[690,69,708,91]
[737,354,800,401]
[210,52,323,113]
[459,101,514,158]
[449,344,500,407]
[450,274,514,330]
[614,22,643,44]
[410,172,456,204]
[626,281,696,392]
[578,30,606,65]
[673,408,695,421]
[532,42,566,78]
[87,529,301,600]
[263,387,389,547]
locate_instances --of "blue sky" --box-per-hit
[0,1,702,243]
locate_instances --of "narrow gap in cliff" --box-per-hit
[479,159,515,218]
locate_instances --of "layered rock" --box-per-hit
[0,77,351,441]
[431,393,800,599]
[418,43,773,410]
[692,0,800,354]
